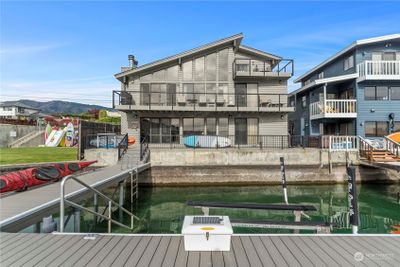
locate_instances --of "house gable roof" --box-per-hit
[294,33,400,83]
[237,45,281,60]
[0,101,40,110]
[115,33,244,79]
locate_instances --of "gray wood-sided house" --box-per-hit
[113,33,294,156]
[288,34,400,138]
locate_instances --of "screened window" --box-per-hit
[140,73,152,81]
[183,61,193,81]
[205,53,217,80]
[206,83,216,103]
[206,118,216,135]
[194,57,205,81]
[218,118,229,135]
[150,84,161,105]
[153,69,165,80]
[194,84,205,102]
[218,49,229,81]
[141,84,150,105]
[183,118,194,136]
[150,118,160,143]
[391,87,400,100]
[194,118,205,135]
[166,66,178,80]
[184,84,194,101]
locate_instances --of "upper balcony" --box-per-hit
[113,90,294,113]
[310,99,357,120]
[357,60,400,82]
[233,59,293,79]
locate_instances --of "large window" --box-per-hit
[183,84,194,101]
[391,87,400,100]
[166,66,178,80]
[365,121,388,137]
[218,49,229,81]
[141,118,180,143]
[141,84,150,105]
[205,53,217,80]
[206,118,216,135]
[218,118,229,135]
[364,86,389,100]
[183,61,193,80]
[206,83,216,103]
[194,57,205,81]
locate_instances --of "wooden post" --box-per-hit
[347,166,359,234]
[280,157,288,204]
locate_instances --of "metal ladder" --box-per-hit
[59,171,140,233]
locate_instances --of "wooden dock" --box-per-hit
[0,162,150,232]
[0,233,399,266]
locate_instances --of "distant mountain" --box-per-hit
[1,100,113,115]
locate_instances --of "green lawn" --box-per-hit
[0,147,78,165]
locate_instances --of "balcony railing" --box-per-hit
[310,99,357,119]
[357,60,400,80]
[113,90,294,112]
[233,59,293,78]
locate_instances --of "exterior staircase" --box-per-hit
[359,136,400,162]
[9,130,45,148]
[367,149,400,162]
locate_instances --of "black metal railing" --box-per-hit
[233,58,294,78]
[140,135,150,162]
[113,91,292,112]
[145,135,323,149]
[118,133,128,159]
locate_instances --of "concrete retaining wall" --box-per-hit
[150,148,359,167]
[140,164,399,186]
[0,124,38,147]
[84,148,119,166]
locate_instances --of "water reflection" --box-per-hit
[90,184,400,234]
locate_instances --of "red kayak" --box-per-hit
[0,161,97,193]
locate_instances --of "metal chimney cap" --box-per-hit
[128,54,135,60]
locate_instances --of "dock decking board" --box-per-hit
[0,233,399,267]
[0,163,150,232]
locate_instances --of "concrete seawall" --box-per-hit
[150,148,358,167]
[140,148,399,185]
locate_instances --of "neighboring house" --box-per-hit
[0,102,40,120]
[113,33,294,155]
[288,34,400,138]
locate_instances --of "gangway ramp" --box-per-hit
[0,162,150,232]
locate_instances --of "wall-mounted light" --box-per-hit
[280,114,285,120]
[370,109,375,113]
[360,122,364,126]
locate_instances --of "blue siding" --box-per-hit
[356,82,400,136]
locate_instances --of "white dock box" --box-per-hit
[182,216,233,251]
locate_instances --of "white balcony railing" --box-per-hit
[357,60,400,80]
[310,99,357,119]
[322,135,359,151]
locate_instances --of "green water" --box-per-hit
[83,183,400,234]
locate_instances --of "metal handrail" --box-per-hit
[60,174,140,233]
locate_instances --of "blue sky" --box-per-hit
[1,1,400,107]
